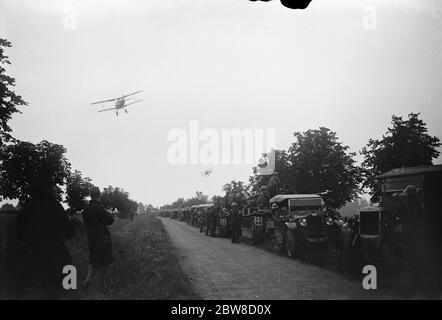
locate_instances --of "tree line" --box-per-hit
[162,115,441,211]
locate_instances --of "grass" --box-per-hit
[68,214,200,300]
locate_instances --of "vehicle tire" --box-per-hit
[286,229,297,258]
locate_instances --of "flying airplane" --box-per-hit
[91,90,144,115]
[201,168,213,177]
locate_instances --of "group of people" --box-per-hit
[192,172,282,244]
[15,180,114,299]
[195,202,242,243]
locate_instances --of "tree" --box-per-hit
[0,140,71,202]
[0,38,27,144]
[183,191,209,207]
[361,113,441,201]
[223,180,247,197]
[289,127,361,210]
[66,169,93,214]
[101,185,138,218]
[248,149,292,192]
[246,128,360,210]
[222,180,250,207]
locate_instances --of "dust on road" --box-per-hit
[160,218,393,300]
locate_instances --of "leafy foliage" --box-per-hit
[361,113,440,201]
[0,38,27,144]
[289,127,361,210]
[0,140,71,202]
[248,128,360,210]
[101,185,138,218]
[66,169,94,214]
[248,149,292,192]
[160,191,209,210]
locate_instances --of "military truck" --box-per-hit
[343,165,442,272]
[268,194,328,257]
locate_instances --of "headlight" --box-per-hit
[299,218,307,227]
[326,217,333,226]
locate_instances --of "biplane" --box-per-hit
[91,90,143,115]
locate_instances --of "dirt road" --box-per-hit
[160,218,392,300]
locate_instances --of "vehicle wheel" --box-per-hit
[286,229,297,258]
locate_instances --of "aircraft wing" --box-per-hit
[123,99,144,107]
[91,97,118,105]
[121,90,143,99]
[97,106,119,112]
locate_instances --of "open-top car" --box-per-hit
[268,194,328,257]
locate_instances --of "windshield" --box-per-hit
[290,206,322,213]
[288,198,323,213]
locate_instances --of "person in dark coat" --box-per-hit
[230,202,242,243]
[400,185,437,296]
[209,205,219,237]
[257,186,270,209]
[82,186,114,290]
[16,183,74,299]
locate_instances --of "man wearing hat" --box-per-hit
[400,185,436,296]
[16,180,74,299]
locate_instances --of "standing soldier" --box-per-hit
[400,185,436,296]
[267,171,281,198]
[257,186,270,209]
[210,202,220,237]
[230,202,242,243]
[82,186,114,291]
[199,208,208,234]
[205,208,211,236]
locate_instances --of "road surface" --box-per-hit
[160,218,392,300]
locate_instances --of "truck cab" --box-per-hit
[269,194,328,257]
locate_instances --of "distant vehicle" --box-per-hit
[91,90,143,116]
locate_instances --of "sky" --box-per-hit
[1,0,442,207]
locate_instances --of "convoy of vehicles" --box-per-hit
[158,165,442,271]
